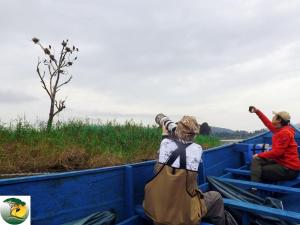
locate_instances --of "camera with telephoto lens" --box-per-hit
[155,113,177,135]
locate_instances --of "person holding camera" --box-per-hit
[143,114,226,225]
[249,106,300,183]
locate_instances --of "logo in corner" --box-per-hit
[0,197,30,224]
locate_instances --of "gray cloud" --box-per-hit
[0,0,300,130]
[0,90,37,103]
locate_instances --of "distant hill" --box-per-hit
[210,123,300,139]
[211,126,266,139]
[211,123,300,139]
[211,127,235,134]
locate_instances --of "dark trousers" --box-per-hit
[202,191,225,225]
[251,157,299,182]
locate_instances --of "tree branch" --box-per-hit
[57,75,72,89]
[53,50,68,93]
[36,61,51,98]
[49,60,57,74]
[53,99,66,116]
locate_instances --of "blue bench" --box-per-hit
[224,168,300,187]
[135,200,300,225]
[204,178,300,224]
[212,176,300,194]
[223,198,300,224]
[224,168,251,176]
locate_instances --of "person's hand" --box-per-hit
[249,106,258,113]
[253,154,259,159]
[162,125,169,136]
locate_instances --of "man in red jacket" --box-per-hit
[249,106,300,182]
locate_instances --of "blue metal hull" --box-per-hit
[0,128,299,225]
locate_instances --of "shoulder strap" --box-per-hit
[166,140,192,169]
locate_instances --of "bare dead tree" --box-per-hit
[32,37,79,130]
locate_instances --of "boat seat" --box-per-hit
[135,201,300,224]
[212,176,300,194]
[223,198,300,223]
[224,168,300,187]
[134,205,213,225]
[224,168,251,176]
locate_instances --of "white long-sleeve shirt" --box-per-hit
[158,138,203,172]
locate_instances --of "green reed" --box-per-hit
[0,120,221,173]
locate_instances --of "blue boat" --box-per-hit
[0,127,300,225]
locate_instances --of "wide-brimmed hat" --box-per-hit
[175,116,200,141]
[272,111,291,122]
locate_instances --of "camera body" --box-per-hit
[249,106,257,113]
[155,113,177,135]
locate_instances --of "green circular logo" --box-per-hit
[1,198,29,224]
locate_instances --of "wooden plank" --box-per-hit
[224,198,300,223]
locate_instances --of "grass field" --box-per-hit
[0,120,221,174]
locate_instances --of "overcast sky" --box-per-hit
[0,0,300,131]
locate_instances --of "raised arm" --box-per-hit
[249,106,277,133]
[256,110,277,133]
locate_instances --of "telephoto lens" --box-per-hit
[155,113,177,134]
[155,113,167,126]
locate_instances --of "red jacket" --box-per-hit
[256,110,300,171]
